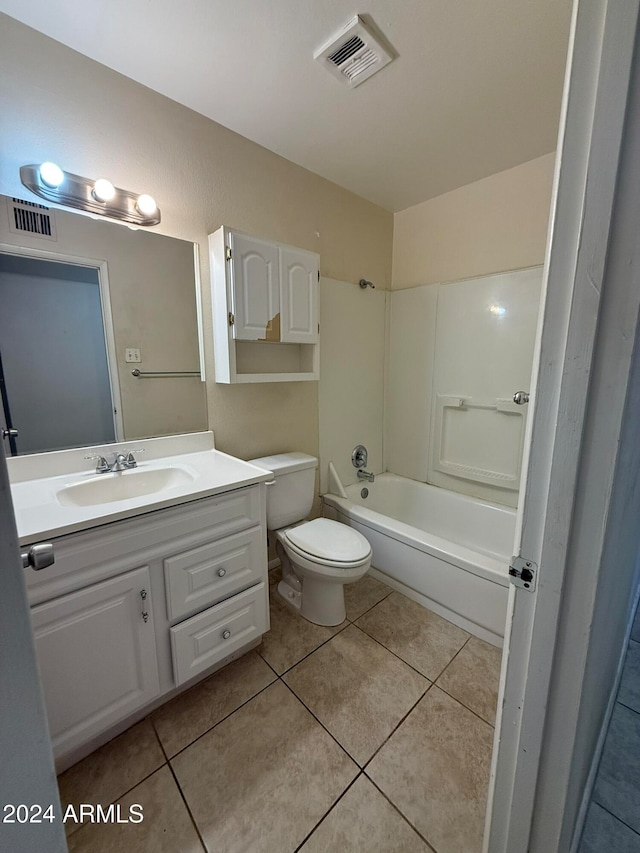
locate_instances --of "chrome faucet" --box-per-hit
[357,469,375,483]
[112,452,137,472]
[85,450,142,474]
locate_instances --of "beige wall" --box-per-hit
[392,153,556,289]
[0,15,393,463]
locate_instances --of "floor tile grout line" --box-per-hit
[59,762,169,840]
[291,771,364,853]
[590,797,640,838]
[165,757,208,852]
[431,684,497,730]
[162,676,278,762]
[349,625,498,729]
[614,697,640,718]
[347,619,441,684]
[279,678,366,767]
[363,772,438,852]
[149,713,170,763]
[345,585,394,623]
[259,616,351,678]
[362,683,434,771]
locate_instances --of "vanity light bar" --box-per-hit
[20,163,161,226]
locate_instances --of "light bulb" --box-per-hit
[136,194,157,216]
[92,179,116,202]
[39,162,64,188]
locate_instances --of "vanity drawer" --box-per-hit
[170,582,269,685]
[164,526,264,622]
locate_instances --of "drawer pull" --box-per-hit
[217,568,227,578]
[222,629,231,640]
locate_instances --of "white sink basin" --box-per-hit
[56,467,195,507]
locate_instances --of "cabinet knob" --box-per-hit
[21,543,55,571]
[222,629,231,640]
[217,568,227,578]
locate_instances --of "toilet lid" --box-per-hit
[285,518,371,563]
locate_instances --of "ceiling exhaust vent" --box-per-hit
[7,197,57,241]
[315,15,393,88]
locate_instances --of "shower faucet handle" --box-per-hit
[351,444,368,469]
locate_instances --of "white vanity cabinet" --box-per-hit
[210,226,320,382]
[25,484,269,768]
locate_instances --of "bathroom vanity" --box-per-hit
[10,432,272,770]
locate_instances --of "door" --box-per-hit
[0,253,116,454]
[485,0,640,850]
[31,565,160,758]
[230,232,280,341]
[0,444,67,852]
[279,246,319,344]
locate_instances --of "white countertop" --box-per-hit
[8,432,273,545]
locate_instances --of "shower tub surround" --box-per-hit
[324,472,515,645]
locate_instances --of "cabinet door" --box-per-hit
[31,566,160,758]
[230,232,280,341]
[279,247,319,343]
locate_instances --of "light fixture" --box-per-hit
[38,161,64,188]
[92,178,116,202]
[135,193,157,216]
[20,163,161,226]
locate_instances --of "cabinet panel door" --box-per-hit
[230,232,280,341]
[31,566,159,758]
[279,247,319,343]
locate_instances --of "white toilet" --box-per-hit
[249,452,372,626]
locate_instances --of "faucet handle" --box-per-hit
[84,454,110,474]
[121,448,144,468]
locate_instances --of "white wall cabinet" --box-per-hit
[26,485,269,770]
[210,226,319,382]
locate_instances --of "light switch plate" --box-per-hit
[125,348,141,363]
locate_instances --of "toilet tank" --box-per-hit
[248,452,318,530]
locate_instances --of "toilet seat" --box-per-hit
[282,518,371,568]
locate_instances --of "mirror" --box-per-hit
[0,194,207,455]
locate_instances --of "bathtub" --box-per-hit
[323,472,516,645]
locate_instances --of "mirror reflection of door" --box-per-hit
[0,253,116,455]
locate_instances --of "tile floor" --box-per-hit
[58,571,502,853]
[578,600,640,852]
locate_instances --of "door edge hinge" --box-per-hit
[228,312,235,326]
[225,246,232,261]
[509,556,538,591]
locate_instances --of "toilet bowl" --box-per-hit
[276,518,371,625]
[249,453,372,626]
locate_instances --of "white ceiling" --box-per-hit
[0,0,572,212]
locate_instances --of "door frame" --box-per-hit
[0,242,125,444]
[485,0,640,849]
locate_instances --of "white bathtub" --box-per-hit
[323,473,515,645]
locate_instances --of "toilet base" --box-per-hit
[299,574,346,626]
[277,578,302,615]
[277,574,346,626]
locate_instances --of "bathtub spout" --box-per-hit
[357,470,375,483]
